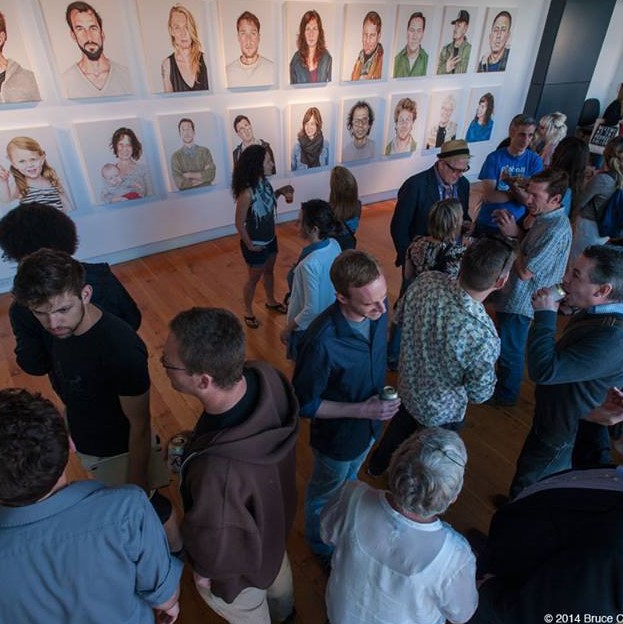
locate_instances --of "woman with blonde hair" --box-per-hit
[569,136,623,262]
[0,136,73,212]
[329,165,362,250]
[388,199,466,370]
[161,4,209,92]
[532,111,567,166]
[289,10,332,84]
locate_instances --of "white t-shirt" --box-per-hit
[320,481,478,624]
[62,60,131,98]
[225,55,274,88]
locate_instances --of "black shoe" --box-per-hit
[485,396,516,408]
[491,493,509,509]
[315,553,332,574]
[464,528,488,558]
[366,464,384,479]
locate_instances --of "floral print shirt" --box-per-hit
[398,271,499,426]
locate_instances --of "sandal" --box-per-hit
[265,302,287,314]
[244,315,260,329]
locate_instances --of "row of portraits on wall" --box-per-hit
[0,85,501,213]
[2,0,514,102]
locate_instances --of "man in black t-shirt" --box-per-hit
[11,249,180,548]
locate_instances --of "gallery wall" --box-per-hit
[0,0,552,289]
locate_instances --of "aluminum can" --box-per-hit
[546,283,566,301]
[380,385,399,400]
[167,433,187,473]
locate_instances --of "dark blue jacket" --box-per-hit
[390,164,470,267]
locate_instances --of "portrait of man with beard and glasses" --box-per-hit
[61,1,131,98]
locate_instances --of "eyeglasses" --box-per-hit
[352,118,370,127]
[160,355,188,372]
[443,160,470,174]
[421,441,466,468]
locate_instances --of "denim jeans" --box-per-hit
[304,443,372,556]
[495,312,531,404]
[509,425,575,499]
[511,410,613,500]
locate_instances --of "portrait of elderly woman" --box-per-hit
[289,10,332,85]
[291,106,329,171]
[465,92,494,143]
[426,94,458,149]
[321,428,478,624]
[161,3,209,92]
[385,97,418,155]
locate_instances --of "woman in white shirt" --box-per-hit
[321,428,478,624]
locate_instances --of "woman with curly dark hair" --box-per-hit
[289,10,332,84]
[0,202,141,329]
[232,144,293,328]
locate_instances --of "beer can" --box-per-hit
[380,385,398,400]
[546,283,566,302]
[167,433,187,473]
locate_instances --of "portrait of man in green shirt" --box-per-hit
[437,9,472,75]
[393,11,428,78]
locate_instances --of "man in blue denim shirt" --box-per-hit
[0,388,182,623]
[292,250,400,563]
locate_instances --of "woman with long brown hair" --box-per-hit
[289,10,332,84]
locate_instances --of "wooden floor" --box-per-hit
[0,201,539,623]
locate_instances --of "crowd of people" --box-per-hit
[2,107,623,624]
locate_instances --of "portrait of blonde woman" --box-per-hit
[161,3,209,92]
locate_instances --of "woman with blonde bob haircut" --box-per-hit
[161,4,209,92]
[532,111,567,166]
[403,198,466,286]
[321,427,477,624]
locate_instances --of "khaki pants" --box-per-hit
[77,444,170,490]
[196,552,294,624]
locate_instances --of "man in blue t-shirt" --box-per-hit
[474,114,543,236]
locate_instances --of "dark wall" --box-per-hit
[525,0,616,127]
